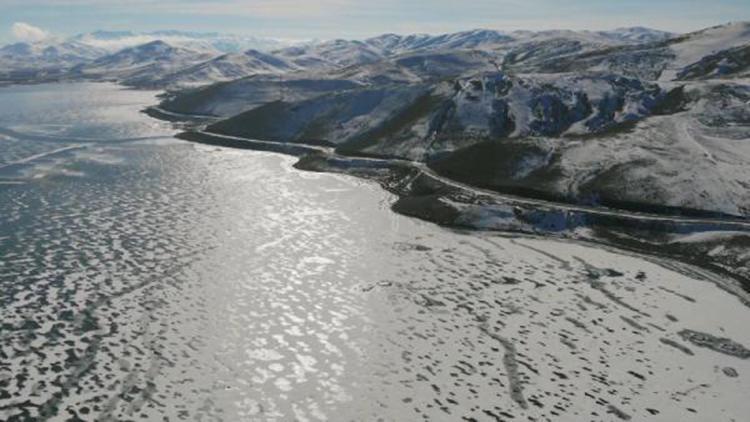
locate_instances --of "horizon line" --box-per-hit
[4,20,748,47]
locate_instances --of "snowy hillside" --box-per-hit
[0,25,686,87]
[72,30,294,53]
[155,49,499,116]
[2,22,749,217]
[274,39,386,70]
[70,40,217,86]
[0,30,300,85]
[204,72,667,159]
[154,26,678,103]
[201,70,750,217]
[593,27,675,44]
[662,22,750,80]
[430,81,750,217]
[158,75,364,117]
[153,49,297,88]
[502,22,750,81]
[156,22,750,218]
[0,40,105,71]
[364,29,514,55]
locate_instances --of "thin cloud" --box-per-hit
[148,0,356,18]
[4,0,356,18]
[11,22,51,43]
[1,0,747,42]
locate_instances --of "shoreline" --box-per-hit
[5,80,741,292]
[3,70,750,422]
[173,128,750,297]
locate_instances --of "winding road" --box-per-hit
[187,129,750,232]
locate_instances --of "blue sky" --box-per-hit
[2,0,749,43]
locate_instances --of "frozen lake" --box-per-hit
[0,83,748,421]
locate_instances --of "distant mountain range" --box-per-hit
[0,29,298,84]
[71,30,295,53]
[159,22,750,219]
[67,40,217,85]
[2,23,749,220]
[0,26,676,87]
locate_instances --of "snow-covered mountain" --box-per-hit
[153,49,297,87]
[334,50,500,85]
[361,27,671,56]
[428,79,750,217]
[157,74,364,117]
[0,29,303,84]
[661,21,750,80]
[70,40,217,86]
[502,22,750,81]
[2,22,749,219]
[677,44,750,80]
[204,72,666,158]
[274,39,386,70]
[596,27,674,44]
[72,30,295,54]
[154,22,750,219]
[364,29,515,55]
[196,69,750,217]
[155,22,750,117]
[0,40,105,71]
[0,25,686,87]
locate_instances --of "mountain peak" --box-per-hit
[131,40,176,54]
[142,40,171,47]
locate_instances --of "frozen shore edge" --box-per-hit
[168,126,750,302]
